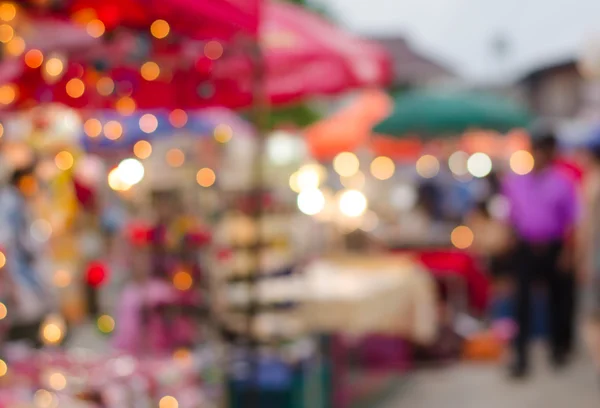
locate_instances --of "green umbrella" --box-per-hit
[373,90,532,138]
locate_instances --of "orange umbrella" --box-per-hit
[305,89,391,160]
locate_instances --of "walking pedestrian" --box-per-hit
[502,129,578,378]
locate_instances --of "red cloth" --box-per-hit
[414,249,490,314]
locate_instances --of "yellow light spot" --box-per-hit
[97,314,115,334]
[510,150,534,175]
[451,225,474,249]
[0,83,16,105]
[416,154,440,179]
[289,172,300,193]
[104,120,123,140]
[108,168,130,192]
[141,61,160,81]
[52,269,72,288]
[166,148,185,168]
[151,19,170,39]
[173,347,192,362]
[0,302,6,320]
[24,49,44,68]
[214,124,232,143]
[115,96,136,116]
[173,270,193,291]
[338,189,368,218]
[196,168,216,187]
[139,113,158,133]
[84,118,102,138]
[33,389,55,408]
[66,78,85,98]
[48,372,66,391]
[370,156,395,180]
[204,40,223,60]
[0,359,7,378]
[6,35,25,56]
[159,396,179,408]
[86,19,105,38]
[96,77,115,96]
[45,57,64,77]
[169,109,188,128]
[0,23,13,43]
[41,323,63,345]
[133,140,152,159]
[0,2,16,22]
[333,152,359,177]
[0,123,4,138]
[54,151,74,171]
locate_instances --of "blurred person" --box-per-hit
[0,166,52,347]
[502,129,578,378]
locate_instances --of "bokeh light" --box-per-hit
[40,315,66,346]
[333,152,360,177]
[86,19,105,38]
[117,158,145,185]
[296,164,323,190]
[133,140,152,159]
[297,188,325,216]
[139,113,158,133]
[0,123,3,138]
[416,155,440,178]
[6,35,25,56]
[84,118,102,138]
[448,151,469,176]
[166,148,185,167]
[54,151,74,171]
[510,150,534,175]
[204,41,224,60]
[289,172,300,193]
[0,251,5,268]
[169,109,188,128]
[151,19,170,39]
[214,124,233,143]
[104,120,123,140]
[45,57,64,77]
[0,359,6,378]
[108,169,130,192]
[48,372,67,391]
[0,23,13,43]
[25,49,44,68]
[116,96,136,116]
[141,61,160,81]
[391,184,418,211]
[451,225,474,249]
[0,83,16,105]
[52,269,72,288]
[173,271,193,291]
[0,2,16,21]
[159,396,179,408]
[33,389,56,408]
[370,156,395,180]
[339,189,368,218]
[0,302,6,320]
[96,77,115,96]
[467,152,493,178]
[66,78,85,98]
[97,314,115,334]
[196,168,216,187]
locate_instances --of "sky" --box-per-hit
[312,0,600,82]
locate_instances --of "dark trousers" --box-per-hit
[513,241,571,366]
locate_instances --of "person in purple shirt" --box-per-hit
[502,129,578,378]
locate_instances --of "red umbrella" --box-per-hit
[60,0,260,41]
[4,1,390,110]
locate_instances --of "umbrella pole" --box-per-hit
[245,42,268,408]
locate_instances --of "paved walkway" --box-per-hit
[385,345,598,408]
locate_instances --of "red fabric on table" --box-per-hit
[389,249,490,314]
